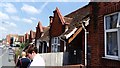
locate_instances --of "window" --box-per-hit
[106,32,118,56]
[104,12,120,59]
[51,37,60,52]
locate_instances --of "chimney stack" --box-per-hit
[49,16,53,25]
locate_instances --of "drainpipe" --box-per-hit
[82,23,89,67]
[59,37,66,52]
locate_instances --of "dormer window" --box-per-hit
[104,12,120,59]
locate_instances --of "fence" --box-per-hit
[39,52,69,66]
[39,52,84,68]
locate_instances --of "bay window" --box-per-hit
[104,12,120,59]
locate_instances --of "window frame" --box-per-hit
[117,13,120,27]
[104,12,120,59]
[51,37,60,52]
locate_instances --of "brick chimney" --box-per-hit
[49,16,53,25]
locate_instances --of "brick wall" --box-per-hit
[50,11,64,37]
[49,9,65,52]
[88,2,120,67]
[18,36,24,43]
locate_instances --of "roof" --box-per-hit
[30,30,36,39]
[64,17,73,24]
[65,4,90,18]
[25,33,29,39]
[60,4,90,43]
[55,7,65,25]
[35,21,43,39]
[53,7,73,25]
[37,21,43,32]
[40,26,50,42]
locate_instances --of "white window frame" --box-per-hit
[104,12,120,60]
[51,37,60,52]
[117,12,120,27]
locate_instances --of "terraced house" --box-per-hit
[35,2,120,67]
[48,5,90,65]
[35,21,50,53]
[63,2,120,67]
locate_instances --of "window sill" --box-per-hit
[102,57,120,61]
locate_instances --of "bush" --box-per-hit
[20,43,25,49]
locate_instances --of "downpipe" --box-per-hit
[82,23,89,67]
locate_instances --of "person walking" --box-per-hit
[16,51,31,68]
[27,46,45,67]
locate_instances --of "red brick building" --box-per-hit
[29,30,36,43]
[49,7,72,52]
[18,35,24,43]
[87,2,120,67]
[61,4,90,65]
[24,33,29,43]
[35,21,43,45]
[61,2,120,67]
[35,21,50,53]
[34,2,120,67]
[6,34,18,45]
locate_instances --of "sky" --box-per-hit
[0,1,89,40]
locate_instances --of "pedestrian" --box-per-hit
[16,51,31,68]
[27,46,45,67]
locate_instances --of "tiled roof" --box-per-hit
[38,21,43,32]
[40,26,50,42]
[25,33,29,39]
[30,30,36,39]
[35,21,44,39]
[55,7,65,25]
[51,7,72,26]
[64,17,73,24]
[65,4,90,19]
[61,4,90,40]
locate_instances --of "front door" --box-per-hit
[68,44,82,65]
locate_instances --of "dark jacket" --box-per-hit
[16,58,31,68]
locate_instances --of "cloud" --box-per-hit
[0,21,18,39]
[2,3,17,14]
[0,26,7,31]
[0,11,10,20]
[2,21,17,27]
[11,16,20,21]
[10,22,17,27]
[39,2,48,13]
[23,18,33,24]
[21,4,39,14]
[0,25,7,39]
[30,17,37,20]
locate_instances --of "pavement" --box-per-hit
[0,45,15,68]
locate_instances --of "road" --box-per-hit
[0,45,15,68]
